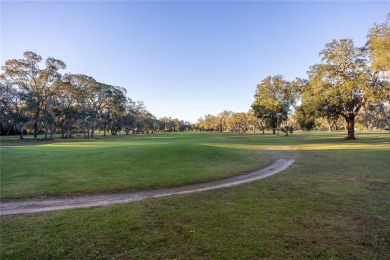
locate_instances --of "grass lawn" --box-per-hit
[1,132,273,200]
[1,131,389,258]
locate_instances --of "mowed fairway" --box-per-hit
[1,132,390,258]
[1,133,273,200]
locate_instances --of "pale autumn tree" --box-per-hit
[227,112,248,133]
[216,110,233,132]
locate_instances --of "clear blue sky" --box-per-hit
[1,1,389,123]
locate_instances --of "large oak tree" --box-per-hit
[367,14,390,132]
[303,39,386,139]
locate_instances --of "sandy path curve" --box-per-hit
[0,159,294,216]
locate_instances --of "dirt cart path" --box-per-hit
[0,159,294,216]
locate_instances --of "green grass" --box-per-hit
[1,131,390,258]
[1,132,273,200]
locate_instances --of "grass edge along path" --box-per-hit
[0,159,294,216]
[1,132,278,200]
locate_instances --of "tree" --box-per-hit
[1,51,161,139]
[85,82,112,138]
[246,110,261,133]
[197,114,219,131]
[99,85,127,136]
[216,110,232,132]
[122,99,147,134]
[366,15,390,132]
[63,74,96,138]
[358,101,390,132]
[367,14,390,76]
[378,101,390,132]
[227,112,248,133]
[303,39,386,139]
[52,78,79,138]
[252,75,296,134]
[294,104,316,131]
[0,80,30,139]
[1,51,66,139]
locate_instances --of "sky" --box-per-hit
[1,1,389,123]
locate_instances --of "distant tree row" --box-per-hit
[252,15,390,139]
[196,110,263,133]
[0,52,191,139]
[2,15,388,140]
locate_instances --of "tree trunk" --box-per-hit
[34,120,39,140]
[346,115,356,140]
[83,121,87,139]
[18,125,24,140]
[67,124,72,138]
[61,124,65,139]
[87,125,90,138]
[50,125,54,140]
[44,121,49,140]
[104,121,107,137]
[385,115,390,134]
[64,123,70,138]
[91,122,95,138]
[6,125,12,136]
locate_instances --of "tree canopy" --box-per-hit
[0,51,191,139]
[305,39,370,139]
[367,14,390,75]
[254,14,390,138]
[252,75,297,134]
[2,14,389,139]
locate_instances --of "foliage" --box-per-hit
[292,15,390,136]
[302,39,386,139]
[217,110,233,132]
[227,112,248,133]
[367,13,390,75]
[294,103,316,131]
[0,80,30,138]
[1,51,66,139]
[1,52,194,139]
[252,75,297,134]
[356,101,390,131]
[196,110,263,133]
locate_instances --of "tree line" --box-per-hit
[198,15,389,139]
[196,110,261,133]
[2,15,388,140]
[251,15,389,139]
[0,53,192,140]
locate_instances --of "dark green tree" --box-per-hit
[1,51,66,139]
[252,75,296,134]
[303,39,384,139]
